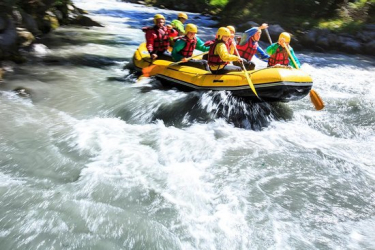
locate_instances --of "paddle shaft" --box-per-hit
[142,51,208,76]
[284,45,299,69]
[170,51,209,66]
[265,29,273,45]
[233,42,260,99]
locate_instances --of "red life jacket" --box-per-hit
[208,40,230,66]
[144,26,170,52]
[227,39,233,49]
[227,38,239,55]
[267,46,289,67]
[237,39,257,61]
[204,40,215,47]
[177,36,197,57]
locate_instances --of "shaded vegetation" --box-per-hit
[0,0,74,34]
[141,0,375,32]
[0,0,95,63]
[1,0,72,18]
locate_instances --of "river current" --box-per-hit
[1,0,375,249]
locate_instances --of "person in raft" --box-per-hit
[226,25,255,71]
[226,25,238,55]
[266,32,301,68]
[171,12,188,36]
[204,26,238,56]
[236,23,270,70]
[207,27,243,74]
[143,14,178,61]
[171,23,210,71]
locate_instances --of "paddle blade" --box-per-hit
[142,65,157,77]
[244,72,259,99]
[310,89,324,110]
[142,65,166,77]
[233,45,260,100]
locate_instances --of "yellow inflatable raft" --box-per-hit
[132,43,313,102]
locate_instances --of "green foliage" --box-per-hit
[136,0,374,28]
[217,0,374,32]
[210,0,228,7]
[337,0,373,23]
[318,19,366,33]
[54,0,71,7]
[0,0,19,13]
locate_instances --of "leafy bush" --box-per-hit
[218,0,374,31]
[210,0,228,7]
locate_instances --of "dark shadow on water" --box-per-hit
[151,91,293,130]
[107,71,140,83]
[117,76,294,131]
[38,29,139,48]
[33,54,130,68]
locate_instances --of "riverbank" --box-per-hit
[0,0,102,79]
[1,0,374,82]
[127,0,375,56]
[239,22,375,56]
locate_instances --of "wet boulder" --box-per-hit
[0,15,7,32]
[266,24,285,42]
[363,24,375,32]
[300,29,318,46]
[0,16,17,49]
[38,12,60,33]
[364,40,375,55]
[69,15,104,27]
[0,16,18,61]
[20,12,41,36]
[357,30,375,43]
[237,21,259,31]
[339,36,362,54]
[17,28,35,47]
[316,36,330,48]
[14,87,32,98]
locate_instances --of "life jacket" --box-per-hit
[143,26,170,52]
[237,39,257,61]
[227,39,233,49]
[207,40,230,66]
[171,19,184,35]
[176,36,197,57]
[204,40,215,47]
[267,46,289,67]
[226,38,237,55]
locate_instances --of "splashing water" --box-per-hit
[0,0,374,249]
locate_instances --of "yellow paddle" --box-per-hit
[170,51,209,66]
[265,29,324,110]
[142,52,209,77]
[284,45,324,110]
[233,42,260,99]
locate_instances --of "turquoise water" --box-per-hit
[0,0,375,249]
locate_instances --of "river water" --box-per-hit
[1,0,375,249]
